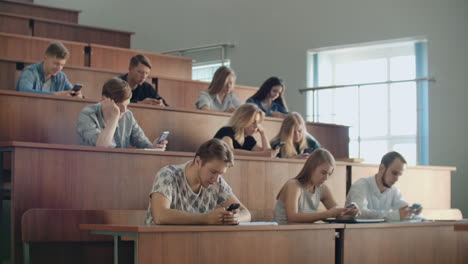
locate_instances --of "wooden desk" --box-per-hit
[0,0,81,24]
[342,221,468,264]
[349,164,456,209]
[0,90,350,157]
[0,34,87,67]
[80,224,342,264]
[89,44,193,79]
[0,141,347,264]
[0,12,133,48]
[0,12,31,35]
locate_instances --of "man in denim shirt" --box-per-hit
[16,42,83,97]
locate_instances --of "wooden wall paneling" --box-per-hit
[0,0,80,24]
[89,44,192,79]
[0,34,32,61]
[0,13,31,35]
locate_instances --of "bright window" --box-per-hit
[192,60,231,82]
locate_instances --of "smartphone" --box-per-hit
[72,84,83,92]
[411,203,422,211]
[157,131,170,144]
[346,203,356,208]
[303,148,314,154]
[226,203,240,212]
[275,142,285,150]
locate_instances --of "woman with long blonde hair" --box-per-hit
[273,149,359,224]
[195,66,241,113]
[213,103,279,157]
[270,112,320,159]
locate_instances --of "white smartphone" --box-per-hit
[157,131,170,144]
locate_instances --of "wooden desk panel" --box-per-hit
[0,12,31,35]
[81,224,340,264]
[2,142,346,264]
[89,44,193,79]
[350,164,455,209]
[0,0,80,23]
[343,222,468,264]
[0,91,349,158]
[33,20,132,49]
[0,34,87,67]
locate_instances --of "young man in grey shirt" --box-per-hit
[76,77,167,149]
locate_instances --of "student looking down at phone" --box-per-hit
[270,112,320,159]
[214,103,279,158]
[76,78,168,149]
[16,42,83,98]
[274,149,359,224]
[346,151,423,221]
[119,54,168,106]
[145,138,251,225]
[246,76,289,118]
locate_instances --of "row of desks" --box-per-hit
[0,141,456,264]
[78,221,468,264]
[0,33,193,79]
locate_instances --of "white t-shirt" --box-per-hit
[145,161,233,225]
[346,175,408,221]
[42,78,52,93]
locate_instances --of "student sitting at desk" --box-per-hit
[246,76,288,118]
[214,103,279,158]
[270,112,320,159]
[76,77,168,149]
[346,151,423,221]
[145,138,251,225]
[119,54,168,106]
[274,149,359,224]
[16,42,83,98]
[195,66,242,112]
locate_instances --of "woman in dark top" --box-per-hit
[246,77,288,118]
[214,103,279,158]
[270,112,320,159]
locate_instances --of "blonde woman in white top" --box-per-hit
[274,149,359,224]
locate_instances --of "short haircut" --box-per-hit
[380,151,407,168]
[129,54,152,69]
[101,78,132,103]
[195,138,234,166]
[45,42,69,59]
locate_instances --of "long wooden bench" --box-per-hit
[1,141,347,264]
[0,57,255,106]
[0,33,87,67]
[0,90,350,157]
[0,12,133,48]
[0,0,81,24]
[89,44,193,79]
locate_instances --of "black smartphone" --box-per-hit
[303,148,314,154]
[72,84,83,93]
[226,203,240,212]
[157,131,170,144]
[275,142,285,150]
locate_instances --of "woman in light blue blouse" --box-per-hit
[246,77,289,118]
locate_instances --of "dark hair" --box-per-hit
[195,138,234,166]
[101,78,132,103]
[381,151,407,168]
[45,42,69,59]
[249,77,288,111]
[129,54,152,69]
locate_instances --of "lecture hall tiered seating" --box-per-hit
[0,1,467,264]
